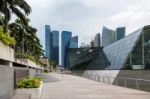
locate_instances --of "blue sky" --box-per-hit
[25,0,150,48]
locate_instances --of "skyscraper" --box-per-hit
[116,27,125,41]
[45,25,51,60]
[102,26,116,47]
[52,30,59,64]
[90,39,94,47]
[69,36,78,48]
[45,25,59,64]
[102,26,126,47]
[94,33,101,47]
[61,31,72,67]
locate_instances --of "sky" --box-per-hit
[24,0,150,47]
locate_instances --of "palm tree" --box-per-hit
[9,18,44,63]
[0,0,31,32]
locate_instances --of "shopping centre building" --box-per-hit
[66,25,150,70]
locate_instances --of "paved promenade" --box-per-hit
[41,74,150,99]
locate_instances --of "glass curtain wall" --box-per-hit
[124,27,150,70]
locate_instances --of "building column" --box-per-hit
[142,32,145,69]
[130,53,132,68]
[8,62,13,67]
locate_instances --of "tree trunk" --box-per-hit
[4,17,8,33]
[4,1,8,33]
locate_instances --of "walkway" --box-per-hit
[41,74,150,99]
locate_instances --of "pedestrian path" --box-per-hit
[41,74,150,99]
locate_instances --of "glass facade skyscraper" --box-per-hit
[45,25,59,64]
[69,36,78,48]
[61,31,72,67]
[116,27,125,41]
[52,30,59,64]
[102,26,116,47]
[45,25,51,60]
[94,33,101,47]
[102,26,126,47]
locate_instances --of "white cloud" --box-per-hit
[22,0,150,47]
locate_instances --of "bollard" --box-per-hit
[135,80,139,90]
[98,76,100,82]
[107,76,110,84]
[103,76,105,83]
[124,78,127,87]
[116,79,118,85]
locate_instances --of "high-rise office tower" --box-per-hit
[61,31,72,67]
[45,25,59,64]
[69,36,78,48]
[94,33,101,47]
[102,26,116,47]
[45,25,51,60]
[90,39,94,47]
[116,27,125,41]
[52,30,59,64]
[102,26,126,47]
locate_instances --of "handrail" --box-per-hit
[71,73,150,90]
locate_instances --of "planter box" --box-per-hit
[0,41,14,62]
[13,82,43,99]
[15,59,37,68]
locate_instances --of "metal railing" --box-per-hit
[71,73,150,91]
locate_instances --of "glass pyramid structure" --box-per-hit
[104,25,150,70]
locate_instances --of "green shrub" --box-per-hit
[27,55,36,63]
[44,70,49,73]
[17,77,42,88]
[0,27,16,46]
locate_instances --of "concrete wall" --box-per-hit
[0,41,14,62]
[15,59,36,68]
[14,67,37,88]
[0,65,14,99]
[29,69,36,78]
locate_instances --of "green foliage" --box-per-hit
[17,78,42,88]
[9,18,44,62]
[15,52,27,58]
[50,60,58,69]
[27,55,36,63]
[44,70,49,73]
[0,27,16,46]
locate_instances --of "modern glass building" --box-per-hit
[69,36,78,48]
[66,47,110,70]
[116,27,125,41]
[102,26,116,47]
[61,31,72,67]
[45,25,60,64]
[67,25,150,70]
[52,30,59,64]
[45,25,51,60]
[94,33,101,47]
[103,25,150,70]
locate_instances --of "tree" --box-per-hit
[9,18,44,64]
[0,0,31,32]
[50,60,57,70]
